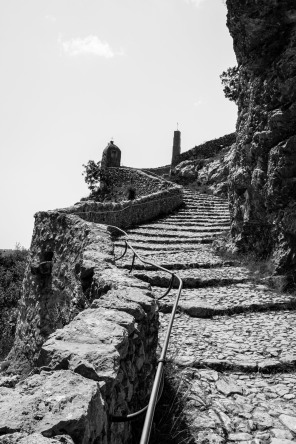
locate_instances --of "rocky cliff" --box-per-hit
[226,0,296,279]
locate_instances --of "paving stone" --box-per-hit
[271,428,295,440]
[159,311,296,368]
[228,432,253,440]
[279,414,296,433]
[216,377,244,396]
[270,439,296,444]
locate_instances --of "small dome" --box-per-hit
[106,140,120,150]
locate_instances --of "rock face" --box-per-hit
[166,133,236,197]
[226,0,296,277]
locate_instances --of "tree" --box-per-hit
[220,66,240,104]
[82,160,101,191]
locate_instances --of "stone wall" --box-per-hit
[94,167,174,202]
[226,0,296,278]
[64,186,183,229]
[1,212,158,443]
[0,167,182,443]
[142,165,171,178]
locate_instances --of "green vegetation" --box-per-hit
[0,245,28,359]
[149,362,195,444]
[220,66,240,103]
[82,160,101,192]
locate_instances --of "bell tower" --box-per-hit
[171,125,181,167]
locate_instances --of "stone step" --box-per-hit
[183,196,228,203]
[150,220,230,228]
[138,222,230,230]
[115,242,233,270]
[183,192,227,201]
[132,266,250,288]
[169,367,296,443]
[117,256,234,271]
[164,214,230,220]
[159,310,296,372]
[158,218,230,225]
[172,209,229,214]
[117,232,223,243]
[126,226,229,236]
[120,245,227,264]
[152,284,296,316]
[114,240,214,251]
[183,195,227,201]
[183,203,229,209]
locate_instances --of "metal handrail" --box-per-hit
[108,225,183,444]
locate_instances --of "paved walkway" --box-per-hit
[115,188,296,444]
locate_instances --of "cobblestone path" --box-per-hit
[115,189,296,444]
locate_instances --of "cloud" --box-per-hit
[184,0,206,7]
[59,35,124,58]
[45,14,57,23]
[194,100,203,107]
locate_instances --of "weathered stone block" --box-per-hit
[38,308,133,384]
[0,371,106,444]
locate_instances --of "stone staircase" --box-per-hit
[114,188,296,443]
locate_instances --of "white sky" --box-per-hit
[0,0,237,249]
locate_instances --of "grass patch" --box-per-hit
[213,232,278,287]
[131,361,195,444]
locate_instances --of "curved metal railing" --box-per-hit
[107,225,183,444]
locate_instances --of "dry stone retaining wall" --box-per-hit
[1,207,159,442]
[64,187,183,229]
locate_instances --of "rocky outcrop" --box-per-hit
[159,136,235,197]
[172,144,235,197]
[226,0,296,278]
[143,134,236,195]
[1,211,158,443]
[173,132,236,165]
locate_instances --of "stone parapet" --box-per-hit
[2,210,159,443]
[61,185,183,229]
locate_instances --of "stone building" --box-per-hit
[101,140,121,169]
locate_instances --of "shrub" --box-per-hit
[0,245,28,359]
[220,66,240,103]
[82,161,109,192]
[126,185,136,200]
